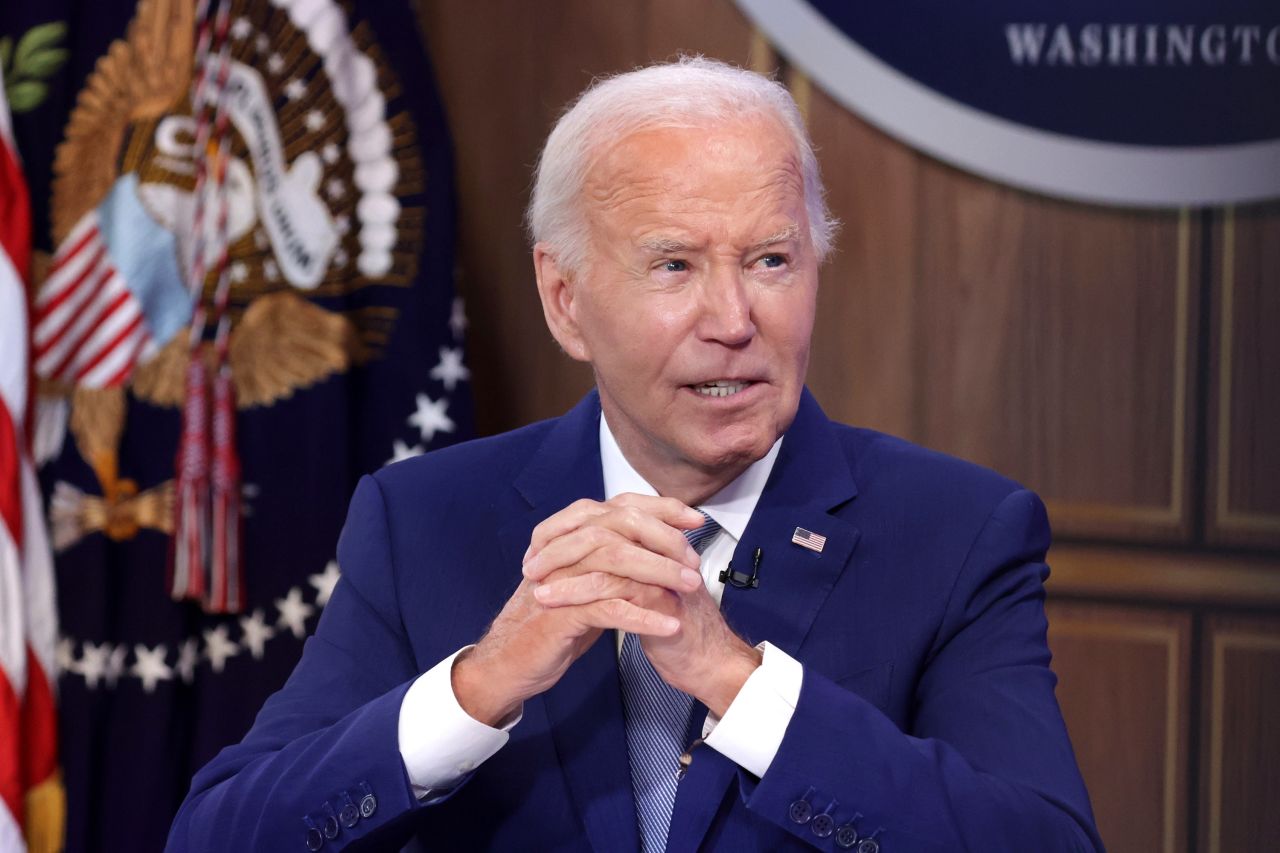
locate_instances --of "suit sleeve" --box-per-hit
[165,475,441,852]
[736,490,1103,852]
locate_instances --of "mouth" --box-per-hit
[689,379,755,398]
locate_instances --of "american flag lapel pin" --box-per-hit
[791,527,827,553]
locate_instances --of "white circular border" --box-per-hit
[736,0,1280,208]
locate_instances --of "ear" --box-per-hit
[533,243,591,362]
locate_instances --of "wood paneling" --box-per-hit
[1046,545,1280,610]
[802,80,919,440]
[1207,206,1280,549]
[1200,614,1280,852]
[1046,603,1191,853]
[911,168,1198,542]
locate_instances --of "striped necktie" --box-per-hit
[619,510,721,852]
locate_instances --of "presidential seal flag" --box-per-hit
[1,1,470,849]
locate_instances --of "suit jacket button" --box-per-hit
[322,814,339,840]
[340,803,360,828]
[360,793,378,819]
[835,824,859,848]
[305,828,323,851]
[811,813,834,838]
[857,839,880,853]
[788,799,812,824]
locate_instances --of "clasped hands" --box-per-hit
[452,494,762,727]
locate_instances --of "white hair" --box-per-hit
[527,56,838,275]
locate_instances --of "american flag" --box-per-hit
[791,527,827,553]
[0,63,63,853]
[32,211,154,389]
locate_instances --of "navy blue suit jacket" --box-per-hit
[167,390,1102,852]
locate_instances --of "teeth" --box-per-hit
[693,380,749,398]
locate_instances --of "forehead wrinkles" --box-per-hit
[583,150,806,240]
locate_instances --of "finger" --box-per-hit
[570,598,680,636]
[525,498,611,564]
[524,528,701,593]
[525,494,704,564]
[608,493,707,531]
[534,571,669,608]
[525,506,700,581]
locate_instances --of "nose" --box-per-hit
[697,265,756,346]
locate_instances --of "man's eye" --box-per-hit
[759,254,786,269]
[661,260,688,273]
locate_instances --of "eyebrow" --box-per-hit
[746,223,801,253]
[637,236,697,255]
[637,223,802,256]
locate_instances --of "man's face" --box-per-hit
[549,117,818,485]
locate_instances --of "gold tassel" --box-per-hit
[24,771,66,853]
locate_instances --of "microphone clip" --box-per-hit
[719,547,763,590]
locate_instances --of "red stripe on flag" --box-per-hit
[47,220,96,274]
[0,401,20,551]
[0,133,29,285]
[44,278,130,382]
[0,669,23,832]
[74,311,144,382]
[32,243,108,356]
[20,646,57,791]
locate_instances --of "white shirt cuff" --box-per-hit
[701,641,802,779]
[398,645,521,799]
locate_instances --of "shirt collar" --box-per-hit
[598,412,783,541]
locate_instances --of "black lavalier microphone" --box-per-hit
[719,547,763,589]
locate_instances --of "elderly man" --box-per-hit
[168,58,1100,852]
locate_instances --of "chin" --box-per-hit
[687,428,775,473]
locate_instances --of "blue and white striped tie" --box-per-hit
[619,510,720,852]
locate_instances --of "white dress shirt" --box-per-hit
[397,414,804,798]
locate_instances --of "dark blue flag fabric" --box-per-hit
[1,1,471,850]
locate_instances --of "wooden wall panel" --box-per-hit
[1046,603,1192,853]
[912,167,1198,542]
[802,80,919,440]
[1207,206,1280,549]
[1199,614,1280,852]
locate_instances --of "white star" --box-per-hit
[239,608,276,660]
[104,644,128,688]
[309,561,342,608]
[203,625,240,673]
[334,214,350,235]
[322,143,341,165]
[78,641,111,689]
[267,53,285,75]
[449,297,468,340]
[254,229,269,249]
[430,347,470,391]
[385,439,424,467]
[407,393,455,444]
[175,638,199,684]
[332,248,349,268]
[56,637,76,673]
[254,33,270,54]
[131,644,173,693]
[230,260,249,283]
[284,78,307,101]
[275,587,315,639]
[325,178,345,200]
[230,16,252,40]
[304,110,326,132]
[263,258,279,281]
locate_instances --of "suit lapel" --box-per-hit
[500,392,640,853]
[668,390,861,852]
